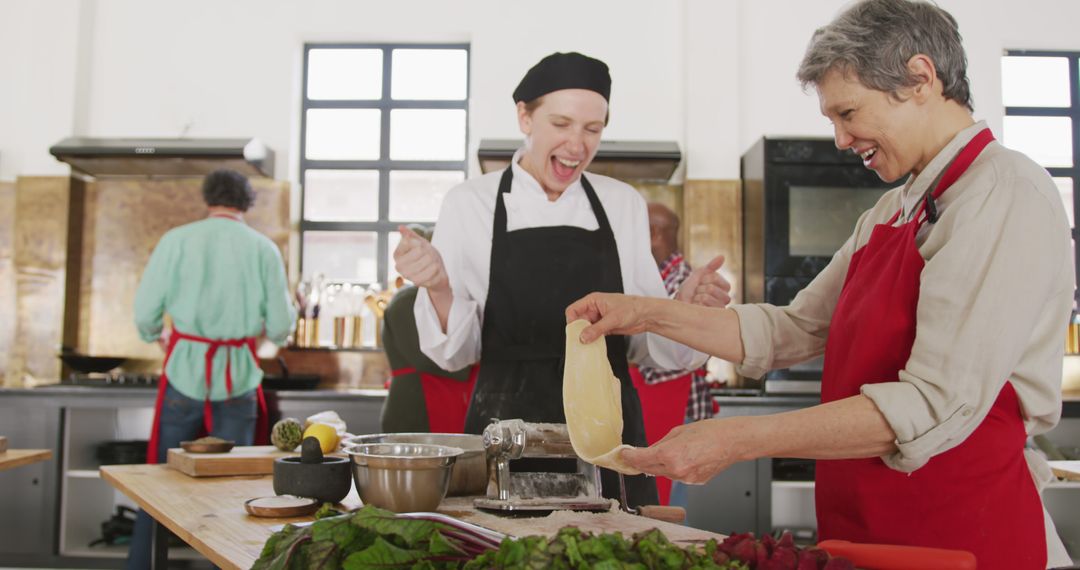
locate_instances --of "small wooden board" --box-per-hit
[245,496,319,518]
[0,436,8,453]
[167,445,296,477]
[1049,460,1080,481]
[181,440,236,454]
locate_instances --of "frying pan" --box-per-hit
[58,349,127,374]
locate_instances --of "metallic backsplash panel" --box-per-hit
[78,178,290,359]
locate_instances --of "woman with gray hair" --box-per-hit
[566,0,1071,566]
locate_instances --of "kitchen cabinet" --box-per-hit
[0,386,385,568]
[684,458,772,536]
[0,403,57,561]
[1042,414,1080,559]
[58,406,207,561]
[683,394,819,538]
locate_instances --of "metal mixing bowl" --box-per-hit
[346,443,463,512]
[342,433,486,496]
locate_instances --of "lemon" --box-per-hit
[302,422,339,454]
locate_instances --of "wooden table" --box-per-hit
[0,449,52,471]
[101,464,724,570]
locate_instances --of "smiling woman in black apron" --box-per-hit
[393,52,728,508]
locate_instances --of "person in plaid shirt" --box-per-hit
[638,203,726,422]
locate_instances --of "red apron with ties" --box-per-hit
[146,330,269,464]
[629,365,694,505]
[816,128,1046,568]
[388,365,478,433]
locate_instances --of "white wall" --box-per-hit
[730,0,1006,177]
[683,0,739,180]
[3,0,1080,182]
[47,0,683,183]
[0,0,82,181]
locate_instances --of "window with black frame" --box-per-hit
[299,43,470,289]
[1002,50,1079,297]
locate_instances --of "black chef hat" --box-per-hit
[512,52,611,104]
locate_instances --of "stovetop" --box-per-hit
[62,372,160,387]
[43,371,321,390]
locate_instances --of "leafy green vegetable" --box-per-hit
[255,507,850,570]
[253,505,472,570]
[311,514,370,554]
[350,506,446,547]
[343,536,436,568]
[315,503,346,520]
[464,527,748,570]
[255,523,312,570]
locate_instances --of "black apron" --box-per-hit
[463,167,658,508]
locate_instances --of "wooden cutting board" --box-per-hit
[0,436,8,453]
[1049,460,1080,481]
[167,445,297,477]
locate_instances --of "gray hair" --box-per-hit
[796,0,973,111]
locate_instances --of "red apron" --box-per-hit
[146,329,269,463]
[816,128,1046,568]
[629,365,694,505]
[389,365,478,433]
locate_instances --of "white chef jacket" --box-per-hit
[413,150,709,373]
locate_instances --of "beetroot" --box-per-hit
[714,531,854,570]
[730,537,758,562]
[777,532,796,550]
[755,541,771,566]
[798,547,831,567]
[768,546,799,569]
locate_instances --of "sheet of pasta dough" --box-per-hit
[563,319,641,475]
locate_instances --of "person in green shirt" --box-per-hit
[127,169,295,570]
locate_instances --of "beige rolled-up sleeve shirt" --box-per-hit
[732,121,1074,472]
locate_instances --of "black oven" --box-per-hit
[742,137,895,393]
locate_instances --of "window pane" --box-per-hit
[1055,177,1074,227]
[303,170,379,222]
[390,109,466,161]
[391,49,468,100]
[1002,116,1073,167]
[307,48,382,100]
[305,109,381,160]
[303,231,377,282]
[389,170,464,222]
[387,231,401,285]
[1002,56,1070,108]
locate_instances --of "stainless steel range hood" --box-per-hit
[477,139,681,182]
[49,137,274,178]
